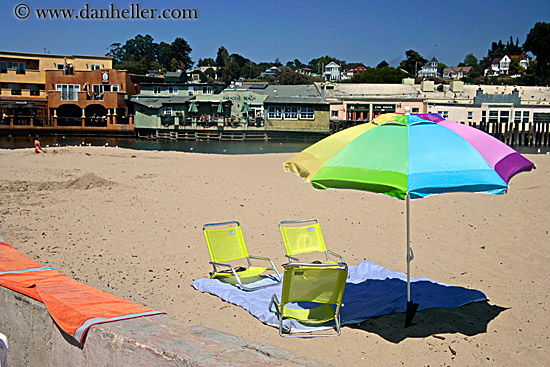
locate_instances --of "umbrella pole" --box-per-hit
[405,192,419,327]
[406,192,411,303]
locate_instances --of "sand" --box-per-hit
[0,146,548,366]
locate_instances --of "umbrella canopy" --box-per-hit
[284,112,535,325]
[188,100,198,113]
[217,101,224,114]
[241,101,250,114]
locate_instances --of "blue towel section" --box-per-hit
[191,260,487,332]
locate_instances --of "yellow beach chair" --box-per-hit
[278,219,345,264]
[203,221,281,291]
[269,262,348,337]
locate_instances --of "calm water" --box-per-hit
[0,135,316,154]
[0,135,547,155]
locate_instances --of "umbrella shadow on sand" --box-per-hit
[351,301,506,343]
[343,277,506,343]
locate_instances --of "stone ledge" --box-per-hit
[0,279,325,367]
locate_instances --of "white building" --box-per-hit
[417,57,440,78]
[485,54,530,76]
[324,62,341,81]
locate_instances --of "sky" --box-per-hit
[1,0,549,68]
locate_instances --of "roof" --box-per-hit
[492,55,528,64]
[132,95,193,108]
[0,50,112,60]
[132,97,164,109]
[318,82,550,104]
[224,84,326,104]
[444,66,473,73]
[165,71,184,78]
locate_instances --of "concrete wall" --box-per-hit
[0,286,325,366]
[0,236,325,366]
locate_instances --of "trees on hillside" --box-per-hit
[524,21,550,85]
[267,66,313,85]
[346,67,409,83]
[107,35,192,75]
[215,46,263,83]
[308,56,346,74]
[106,22,548,86]
[399,50,427,75]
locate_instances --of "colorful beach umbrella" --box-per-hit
[284,112,535,326]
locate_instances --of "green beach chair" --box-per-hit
[203,220,281,291]
[278,219,345,264]
[269,262,348,337]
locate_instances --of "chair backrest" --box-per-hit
[203,221,249,262]
[281,263,347,307]
[279,219,327,256]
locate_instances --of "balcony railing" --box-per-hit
[60,92,78,101]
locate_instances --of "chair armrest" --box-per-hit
[327,250,345,263]
[285,254,300,262]
[209,262,240,278]
[248,255,281,280]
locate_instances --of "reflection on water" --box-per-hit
[1,135,548,155]
[0,135,317,154]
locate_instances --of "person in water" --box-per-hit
[34,135,46,154]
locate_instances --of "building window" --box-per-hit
[499,110,509,123]
[268,106,282,119]
[168,86,178,94]
[331,110,339,117]
[516,111,530,124]
[56,84,80,101]
[203,86,212,95]
[164,107,173,115]
[11,62,25,74]
[0,61,7,73]
[523,111,529,123]
[437,111,448,119]
[300,106,314,120]
[514,111,521,123]
[488,111,498,123]
[153,86,161,94]
[90,64,101,70]
[481,110,487,122]
[111,84,119,92]
[284,107,298,120]
[412,108,419,113]
[188,86,198,96]
[467,111,473,119]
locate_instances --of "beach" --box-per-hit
[0,146,548,366]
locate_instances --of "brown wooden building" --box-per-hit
[1,51,137,135]
[46,68,137,132]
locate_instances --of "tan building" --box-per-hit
[0,51,136,133]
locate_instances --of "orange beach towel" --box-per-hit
[0,242,164,343]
